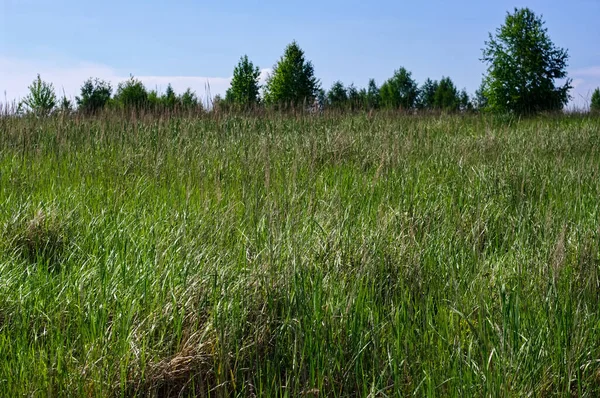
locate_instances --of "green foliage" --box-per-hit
[263,41,320,108]
[179,88,201,111]
[326,82,363,111]
[76,78,112,115]
[366,79,380,109]
[474,82,489,110]
[225,55,261,108]
[418,78,439,109]
[379,67,419,109]
[327,81,348,109]
[19,74,56,116]
[347,84,361,110]
[433,76,460,110]
[481,7,572,113]
[59,95,73,114]
[591,88,600,113]
[147,90,161,110]
[162,84,178,110]
[459,89,472,111]
[113,76,148,110]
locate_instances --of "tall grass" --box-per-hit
[0,112,599,396]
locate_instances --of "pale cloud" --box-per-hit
[0,56,271,107]
[568,65,600,111]
[571,66,600,78]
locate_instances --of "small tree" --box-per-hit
[591,88,600,113]
[113,76,148,110]
[327,81,348,109]
[76,78,112,114]
[19,74,56,116]
[225,55,261,108]
[481,7,572,113]
[263,41,320,108]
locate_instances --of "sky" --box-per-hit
[1,0,599,109]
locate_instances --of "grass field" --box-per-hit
[1,112,599,397]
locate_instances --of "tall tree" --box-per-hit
[433,77,459,110]
[161,84,178,109]
[473,82,489,110]
[225,55,261,108]
[263,41,320,108]
[327,81,348,109]
[347,84,361,110]
[379,67,419,110]
[418,78,439,109]
[481,7,572,113]
[366,79,380,109]
[19,74,56,116]
[459,89,472,111]
[76,78,112,114]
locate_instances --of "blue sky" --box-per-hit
[1,0,599,108]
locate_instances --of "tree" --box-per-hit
[19,74,56,116]
[162,84,178,110]
[481,7,572,113]
[459,89,472,111]
[591,88,600,113]
[147,90,161,110]
[347,84,361,110]
[263,41,320,108]
[418,78,439,109]
[59,95,73,114]
[473,82,489,110]
[433,76,460,110]
[225,55,261,108]
[180,88,201,111]
[327,81,348,109]
[113,76,148,110]
[379,67,419,110]
[76,78,112,114]
[366,79,380,109]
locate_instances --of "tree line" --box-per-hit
[13,8,600,116]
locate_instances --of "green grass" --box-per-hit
[1,112,599,397]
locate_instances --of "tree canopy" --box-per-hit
[225,55,261,108]
[481,7,572,113]
[76,78,112,114]
[19,74,56,116]
[263,41,320,108]
[379,67,419,110]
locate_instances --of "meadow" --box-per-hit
[0,112,599,397]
